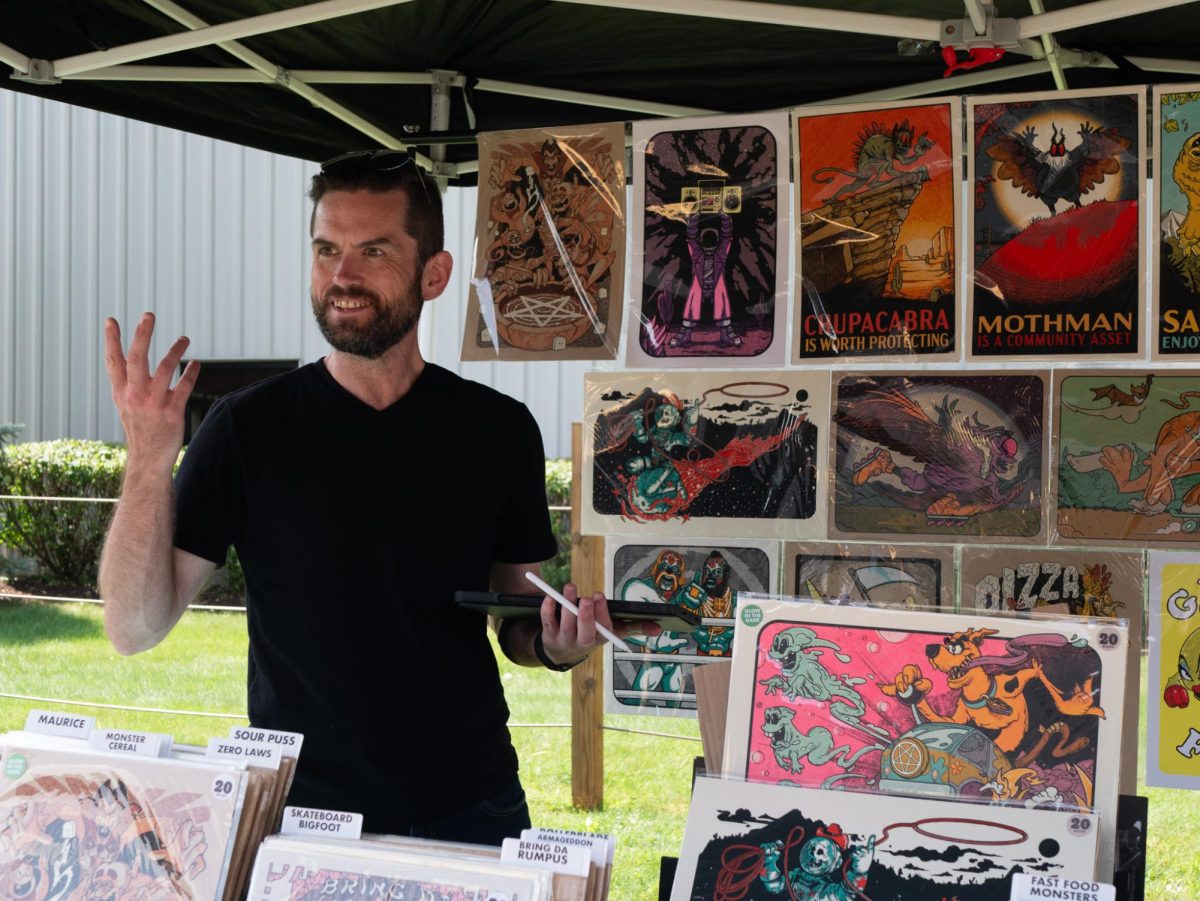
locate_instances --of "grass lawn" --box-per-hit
[0,598,1193,899]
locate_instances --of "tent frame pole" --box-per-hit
[54,0,411,78]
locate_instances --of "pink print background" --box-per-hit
[740,620,1103,795]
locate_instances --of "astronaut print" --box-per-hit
[670,777,1100,900]
[584,370,828,539]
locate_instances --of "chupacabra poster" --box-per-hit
[670,777,1099,901]
[968,88,1144,358]
[793,98,959,362]
[583,371,828,539]
[1147,551,1200,790]
[463,123,626,361]
[782,541,952,609]
[604,539,776,718]
[719,600,1127,881]
[831,372,1048,542]
[1155,85,1200,358]
[627,112,789,368]
[1053,369,1200,544]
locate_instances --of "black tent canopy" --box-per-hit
[2,0,1199,183]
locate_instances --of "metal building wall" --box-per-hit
[0,91,595,459]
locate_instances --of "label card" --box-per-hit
[228,725,304,756]
[1010,874,1115,901]
[501,837,591,877]
[24,709,93,739]
[87,728,171,758]
[206,737,283,769]
[280,806,363,840]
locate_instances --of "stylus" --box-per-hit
[524,571,634,653]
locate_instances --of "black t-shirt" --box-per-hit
[173,361,557,829]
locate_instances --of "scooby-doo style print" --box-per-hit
[722,600,1128,879]
[583,371,828,539]
[793,98,959,362]
[0,741,246,901]
[1053,370,1200,545]
[463,122,626,361]
[1154,86,1200,358]
[831,372,1047,543]
[1147,551,1200,790]
[604,539,776,718]
[961,546,1144,793]
[627,112,789,369]
[671,776,1099,900]
[968,88,1144,359]
[783,542,952,609]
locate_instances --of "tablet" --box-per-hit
[453,591,701,633]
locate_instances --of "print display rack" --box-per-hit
[458,82,1200,901]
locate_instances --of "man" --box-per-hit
[98,150,617,844]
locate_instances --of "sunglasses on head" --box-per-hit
[319,149,415,175]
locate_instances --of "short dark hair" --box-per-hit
[308,153,444,263]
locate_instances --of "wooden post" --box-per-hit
[570,422,604,810]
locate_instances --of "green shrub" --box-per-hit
[0,440,125,586]
[543,458,572,591]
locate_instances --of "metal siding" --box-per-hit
[0,95,14,432]
[0,91,584,457]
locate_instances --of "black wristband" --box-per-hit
[534,628,584,672]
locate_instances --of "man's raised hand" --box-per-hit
[103,313,200,471]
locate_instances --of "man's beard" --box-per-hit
[311,282,421,359]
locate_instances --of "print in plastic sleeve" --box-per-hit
[1051,369,1200,546]
[1154,85,1200,358]
[462,122,626,361]
[829,370,1048,544]
[782,541,953,609]
[625,111,790,369]
[582,370,828,539]
[967,87,1145,359]
[791,97,960,363]
[1146,551,1200,790]
[602,537,778,718]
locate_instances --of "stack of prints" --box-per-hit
[718,598,1126,882]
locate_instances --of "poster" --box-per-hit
[830,371,1048,543]
[721,598,1129,879]
[0,740,247,901]
[462,123,626,361]
[604,538,777,717]
[248,835,550,900]
[671,776,1099,900]
[1053,369,1200,545]
[583,371,828,539]
[1146,551,1200,790]
[1154,85,1200,358]
[782,541,953,609]
[793,97,959,362]
[960,546,1145,793]
[626,112,789,368]
[968,88,1144,358]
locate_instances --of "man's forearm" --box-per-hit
[496,616,544,668]
[99,464,189,655]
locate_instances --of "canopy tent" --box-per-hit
[2,0,1199,184]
